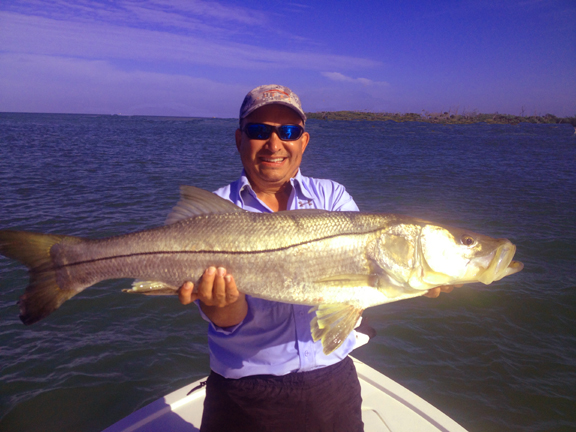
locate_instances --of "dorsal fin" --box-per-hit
[165,185,245,225]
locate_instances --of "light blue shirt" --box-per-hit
[199,170,360,379]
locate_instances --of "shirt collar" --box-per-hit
[237,169,253,193]
[237,169,315,201]
[290,170,315,201]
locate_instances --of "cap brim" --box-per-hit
[242,101,306,123]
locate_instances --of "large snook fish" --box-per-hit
[0,186,523,354]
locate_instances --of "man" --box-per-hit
[178,84,455,431]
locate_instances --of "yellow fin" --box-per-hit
[123,280,179,295]
[0,230,82,325]
[309,304,364,355]
[165,185,245,225]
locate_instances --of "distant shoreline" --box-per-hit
[2,111,575,126]
[306,111,576,126]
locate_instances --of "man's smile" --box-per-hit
[260,156,287,164]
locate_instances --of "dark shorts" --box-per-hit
[200,356,364,432]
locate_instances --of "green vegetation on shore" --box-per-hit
[306,110,576,126]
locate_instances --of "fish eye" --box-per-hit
[460,234,476,246]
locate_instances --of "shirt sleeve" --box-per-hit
[326,182,360,212]
[195,299,245,335]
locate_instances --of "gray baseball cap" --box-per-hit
[239,84,306,124]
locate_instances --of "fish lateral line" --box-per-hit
[57,228,385,269]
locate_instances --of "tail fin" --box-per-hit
[0,230,80,325]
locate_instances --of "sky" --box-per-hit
[0,0,574,118]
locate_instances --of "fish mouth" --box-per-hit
[477,242,523,284]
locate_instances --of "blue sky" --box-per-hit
[1,0,574,117]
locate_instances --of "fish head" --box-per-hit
[417,224,523,286]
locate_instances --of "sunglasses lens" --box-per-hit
[244,124,303,141]
[278,125,303,140]
[245,124,272,140]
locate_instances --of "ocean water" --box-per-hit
[0,113,574,432]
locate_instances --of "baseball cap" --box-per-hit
[239,84,306,124]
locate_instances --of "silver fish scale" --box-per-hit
[52,211,405,307]
[166,210,393,252]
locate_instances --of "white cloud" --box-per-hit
[0,2,387,115]
[0,53,245,117]
[321,72,389,86]
[137,0,268,25]
[0,11,380,71]
[3,0,266,27]
[120,5,223,33]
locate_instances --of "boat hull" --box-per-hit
[103,357,468,432]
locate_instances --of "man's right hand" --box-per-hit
[178,267,248,328]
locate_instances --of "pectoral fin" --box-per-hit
[122,280,179,295]
[310,304,364,355]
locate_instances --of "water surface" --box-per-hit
[0,113,574,431]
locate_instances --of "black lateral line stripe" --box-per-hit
[58,229,382,269]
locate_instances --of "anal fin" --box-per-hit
[309,304,364,355]
[122,280,179,295]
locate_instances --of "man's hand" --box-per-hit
[178,266,240,306]
[178,267,248,328]
[424,285,462,298]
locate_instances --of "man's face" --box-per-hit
[235,104,310,192]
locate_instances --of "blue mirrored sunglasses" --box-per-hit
[243,123,304,141]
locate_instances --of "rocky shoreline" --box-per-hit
[306,110,576,126]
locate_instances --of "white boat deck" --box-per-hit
[104,357,468,432]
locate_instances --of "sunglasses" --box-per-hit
[243,123,304,141]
